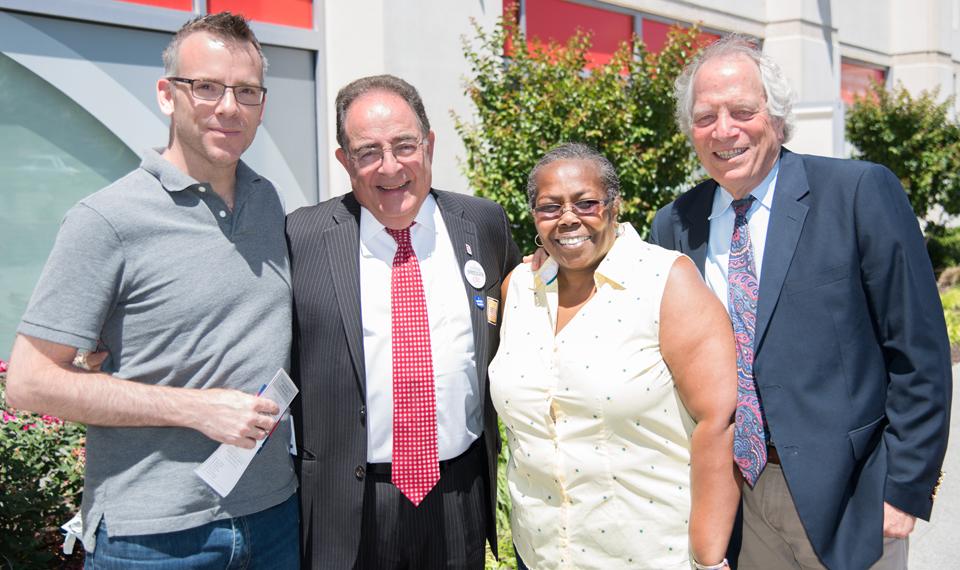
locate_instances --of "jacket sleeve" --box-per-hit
[855,163,952,520]
[648,204,674,249]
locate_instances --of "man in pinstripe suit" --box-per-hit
[286,75,521,569]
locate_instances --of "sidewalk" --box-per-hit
[908,362,959,569]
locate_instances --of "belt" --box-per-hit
[365,436,484,476]
[767,444,780,465]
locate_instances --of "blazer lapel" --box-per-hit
[755,149,809,350]
[683,182,716,274]
[325,193,367,401]
[434,190,488,386]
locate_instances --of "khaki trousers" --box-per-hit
[739,463,908,570]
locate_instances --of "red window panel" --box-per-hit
[524,0,633,68]
[640,19,719,54]
[841,62,885,105]
[113,0,192,10]
[207,0,313,29]
[503,1,520,56]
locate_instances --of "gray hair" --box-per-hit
[526,143,621,210]
[163,12,268,83]
[674,34,797,143]
[335,75,431,150]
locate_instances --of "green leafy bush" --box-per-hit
[1,368,85,570]
[485,418,517,570]
[926,226,960,275]
[454,14,703,251]
[846,82,960,269]
[940,288,960,346]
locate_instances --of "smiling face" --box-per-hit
[690,54,784,199]
[334,91,434,230]
[533,159,618,277]
[157,31,264,180]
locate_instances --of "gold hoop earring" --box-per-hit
[535,234,544,248]
[615,223,625,237]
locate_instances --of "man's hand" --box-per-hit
[523,247,549,271]
[74,347,108,372]
[84,350,108,372]
[882,502,916,538]
[190,388,280,449]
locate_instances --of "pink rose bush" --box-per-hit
[1,359,86,567]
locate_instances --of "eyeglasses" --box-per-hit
[348,139,424,169]
[532,196,616,220]
[168,78,267,106]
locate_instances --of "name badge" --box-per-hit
[486,297,499,325]
[464,260,486,289]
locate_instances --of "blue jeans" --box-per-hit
[86,494,299,570]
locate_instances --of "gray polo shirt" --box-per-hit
[19,148,297,552]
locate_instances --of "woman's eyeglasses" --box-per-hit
[532,196,615,220]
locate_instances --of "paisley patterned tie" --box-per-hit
[385,223,440,505]
[728,196,768,486]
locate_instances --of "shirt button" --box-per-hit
[198,186,206,192]
[355,466,365,480]
[219,210,226,218]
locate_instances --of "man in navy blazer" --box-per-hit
[286,75,520,569]
[649,36,951,570]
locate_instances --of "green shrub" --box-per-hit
[485,418,517,569]
[940,287,960,346]
[454,14,703,251]
[927,226,960,274]
[846,82,960,260]
[1,374,85,570]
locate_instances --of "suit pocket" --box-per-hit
[786,263,849,295]
[848,415,885,460]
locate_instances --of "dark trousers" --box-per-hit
[355,438,488,570]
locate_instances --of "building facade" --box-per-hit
[2,0,959,358]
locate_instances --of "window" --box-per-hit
[640,19,720,54]
[0,52,140,358]
[841,61,885,105]
[113,0,314,29]
[510,0,721,66]
[207,0,313,29]
[513,0,633,68]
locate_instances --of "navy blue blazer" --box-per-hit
[650,148,951,570]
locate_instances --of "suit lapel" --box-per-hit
[683,182,716,274]
[434,190,488,386]
[326,193,367,401]
[755,149,809,350]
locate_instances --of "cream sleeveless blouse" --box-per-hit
[490,223,695,569]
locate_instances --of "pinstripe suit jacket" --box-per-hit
[286,189,522,570]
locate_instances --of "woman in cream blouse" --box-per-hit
[489,143,740,570]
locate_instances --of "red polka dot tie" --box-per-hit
[385,223,439,506]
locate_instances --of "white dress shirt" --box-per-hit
[704,160,780,312]
[359,193,481,463]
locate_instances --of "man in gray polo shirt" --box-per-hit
[4,13,298,568]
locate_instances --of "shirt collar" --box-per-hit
[593,222,638,289]
[142,147,196,192]
[360,192,438,244]
[141,146,261,201]
[708,159,780,221]
[533,222,637,290]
